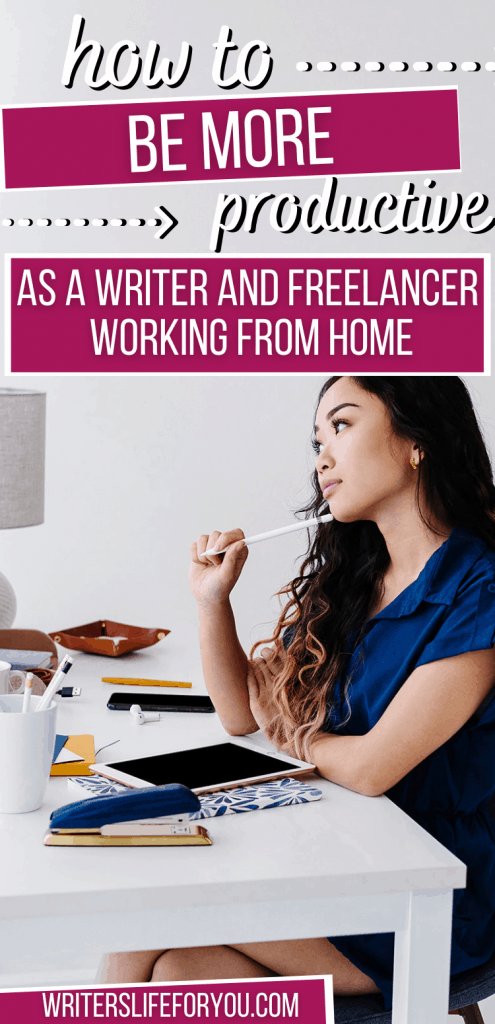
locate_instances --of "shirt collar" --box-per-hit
[372,527,488,620]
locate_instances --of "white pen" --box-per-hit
[203,513,334,557]
[35,656,74,712]
[21,673,33,713]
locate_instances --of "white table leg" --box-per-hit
[392,888,453,1024]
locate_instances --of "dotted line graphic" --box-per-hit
[296,60,495,72]
[1,218,161,227]
[1,206,178,239]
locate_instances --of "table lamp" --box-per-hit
[0,388,46,627]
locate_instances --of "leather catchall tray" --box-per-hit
[49,620,170,657]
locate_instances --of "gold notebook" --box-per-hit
[44,827,212,847]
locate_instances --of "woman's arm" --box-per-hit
[252,644,495,796]
[309,647,495,796]
[190,529,259,736]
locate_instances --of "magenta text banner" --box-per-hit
[0,977,331,1024]
[2,89,460,190]
[7,255,486,374]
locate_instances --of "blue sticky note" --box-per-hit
[53,734,69,763]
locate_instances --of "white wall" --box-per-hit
[0,375,323,651]
[1,373,495,656]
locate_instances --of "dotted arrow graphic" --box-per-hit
[2,204,179,241]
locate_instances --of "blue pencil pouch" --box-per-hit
[49,782,200,829]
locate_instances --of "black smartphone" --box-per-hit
[107,692,216,713]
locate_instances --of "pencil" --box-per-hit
[101,678,192,688]
[22,673,33,713]
[36,657,74,712]
[203,513,334,556]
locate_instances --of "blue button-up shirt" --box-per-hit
[289,527,495,1007]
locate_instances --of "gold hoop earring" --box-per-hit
[410,457,418,470]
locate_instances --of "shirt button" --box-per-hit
[488,584,495,593]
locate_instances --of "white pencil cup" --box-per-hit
[0,694,57,813]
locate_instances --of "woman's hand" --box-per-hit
[189,529,249,608]
[247,641,288,737]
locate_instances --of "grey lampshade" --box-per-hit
[0,389,46,529]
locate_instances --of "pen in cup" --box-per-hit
[36,656,74,712]
[203,513,334,557]
[21,673,33,713]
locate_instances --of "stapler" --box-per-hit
[43,783,212,846]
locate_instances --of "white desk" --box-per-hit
[0,626,465,1023]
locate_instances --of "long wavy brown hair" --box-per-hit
[251,376,495,761]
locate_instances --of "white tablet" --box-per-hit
[90,737,315,794]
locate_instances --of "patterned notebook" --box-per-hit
[67,774,322,817]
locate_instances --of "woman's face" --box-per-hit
[314,378,418,524]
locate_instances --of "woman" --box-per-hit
[103,376,495,1009]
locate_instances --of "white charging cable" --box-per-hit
[129,704,161,726]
